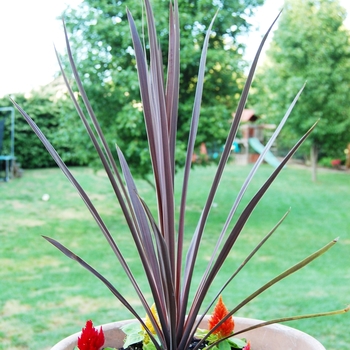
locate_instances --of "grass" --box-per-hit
[0,163,349,349]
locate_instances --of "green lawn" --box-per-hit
[0,164,349,349]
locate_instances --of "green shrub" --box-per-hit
[0,91,95,169]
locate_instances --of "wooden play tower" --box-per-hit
[233,109,278,166]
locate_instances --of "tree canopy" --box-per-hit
[253,0,350,179]
[62,0,264,178]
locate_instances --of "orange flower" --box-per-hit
[208,296,234,338]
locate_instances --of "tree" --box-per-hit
[252,0,350,181]
[62,0,264,179]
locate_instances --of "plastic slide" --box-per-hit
[248,137,281,168]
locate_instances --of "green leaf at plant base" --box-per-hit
[121,322,144,347]
[227,338,247,349]
[195,328,247,350]
[143,340,158,350]
[217,340,230,350]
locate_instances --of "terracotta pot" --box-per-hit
[51,316,325,350]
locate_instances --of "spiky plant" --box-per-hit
[12,1,348,349]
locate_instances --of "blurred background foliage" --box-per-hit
[0,89,95,169]
[252,0,350,179]
[2,0,350,180]
[2,0,264,177]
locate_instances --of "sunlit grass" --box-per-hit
[0,164,349,349]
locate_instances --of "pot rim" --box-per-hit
[51,316,325,350]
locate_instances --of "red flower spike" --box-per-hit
[208,296,235,338]
[77,320,105,350]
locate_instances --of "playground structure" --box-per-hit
[233,109,280,167]
[0,107,16,181]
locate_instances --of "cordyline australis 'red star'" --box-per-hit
[77,320,105,350]
[12,0,350,348]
